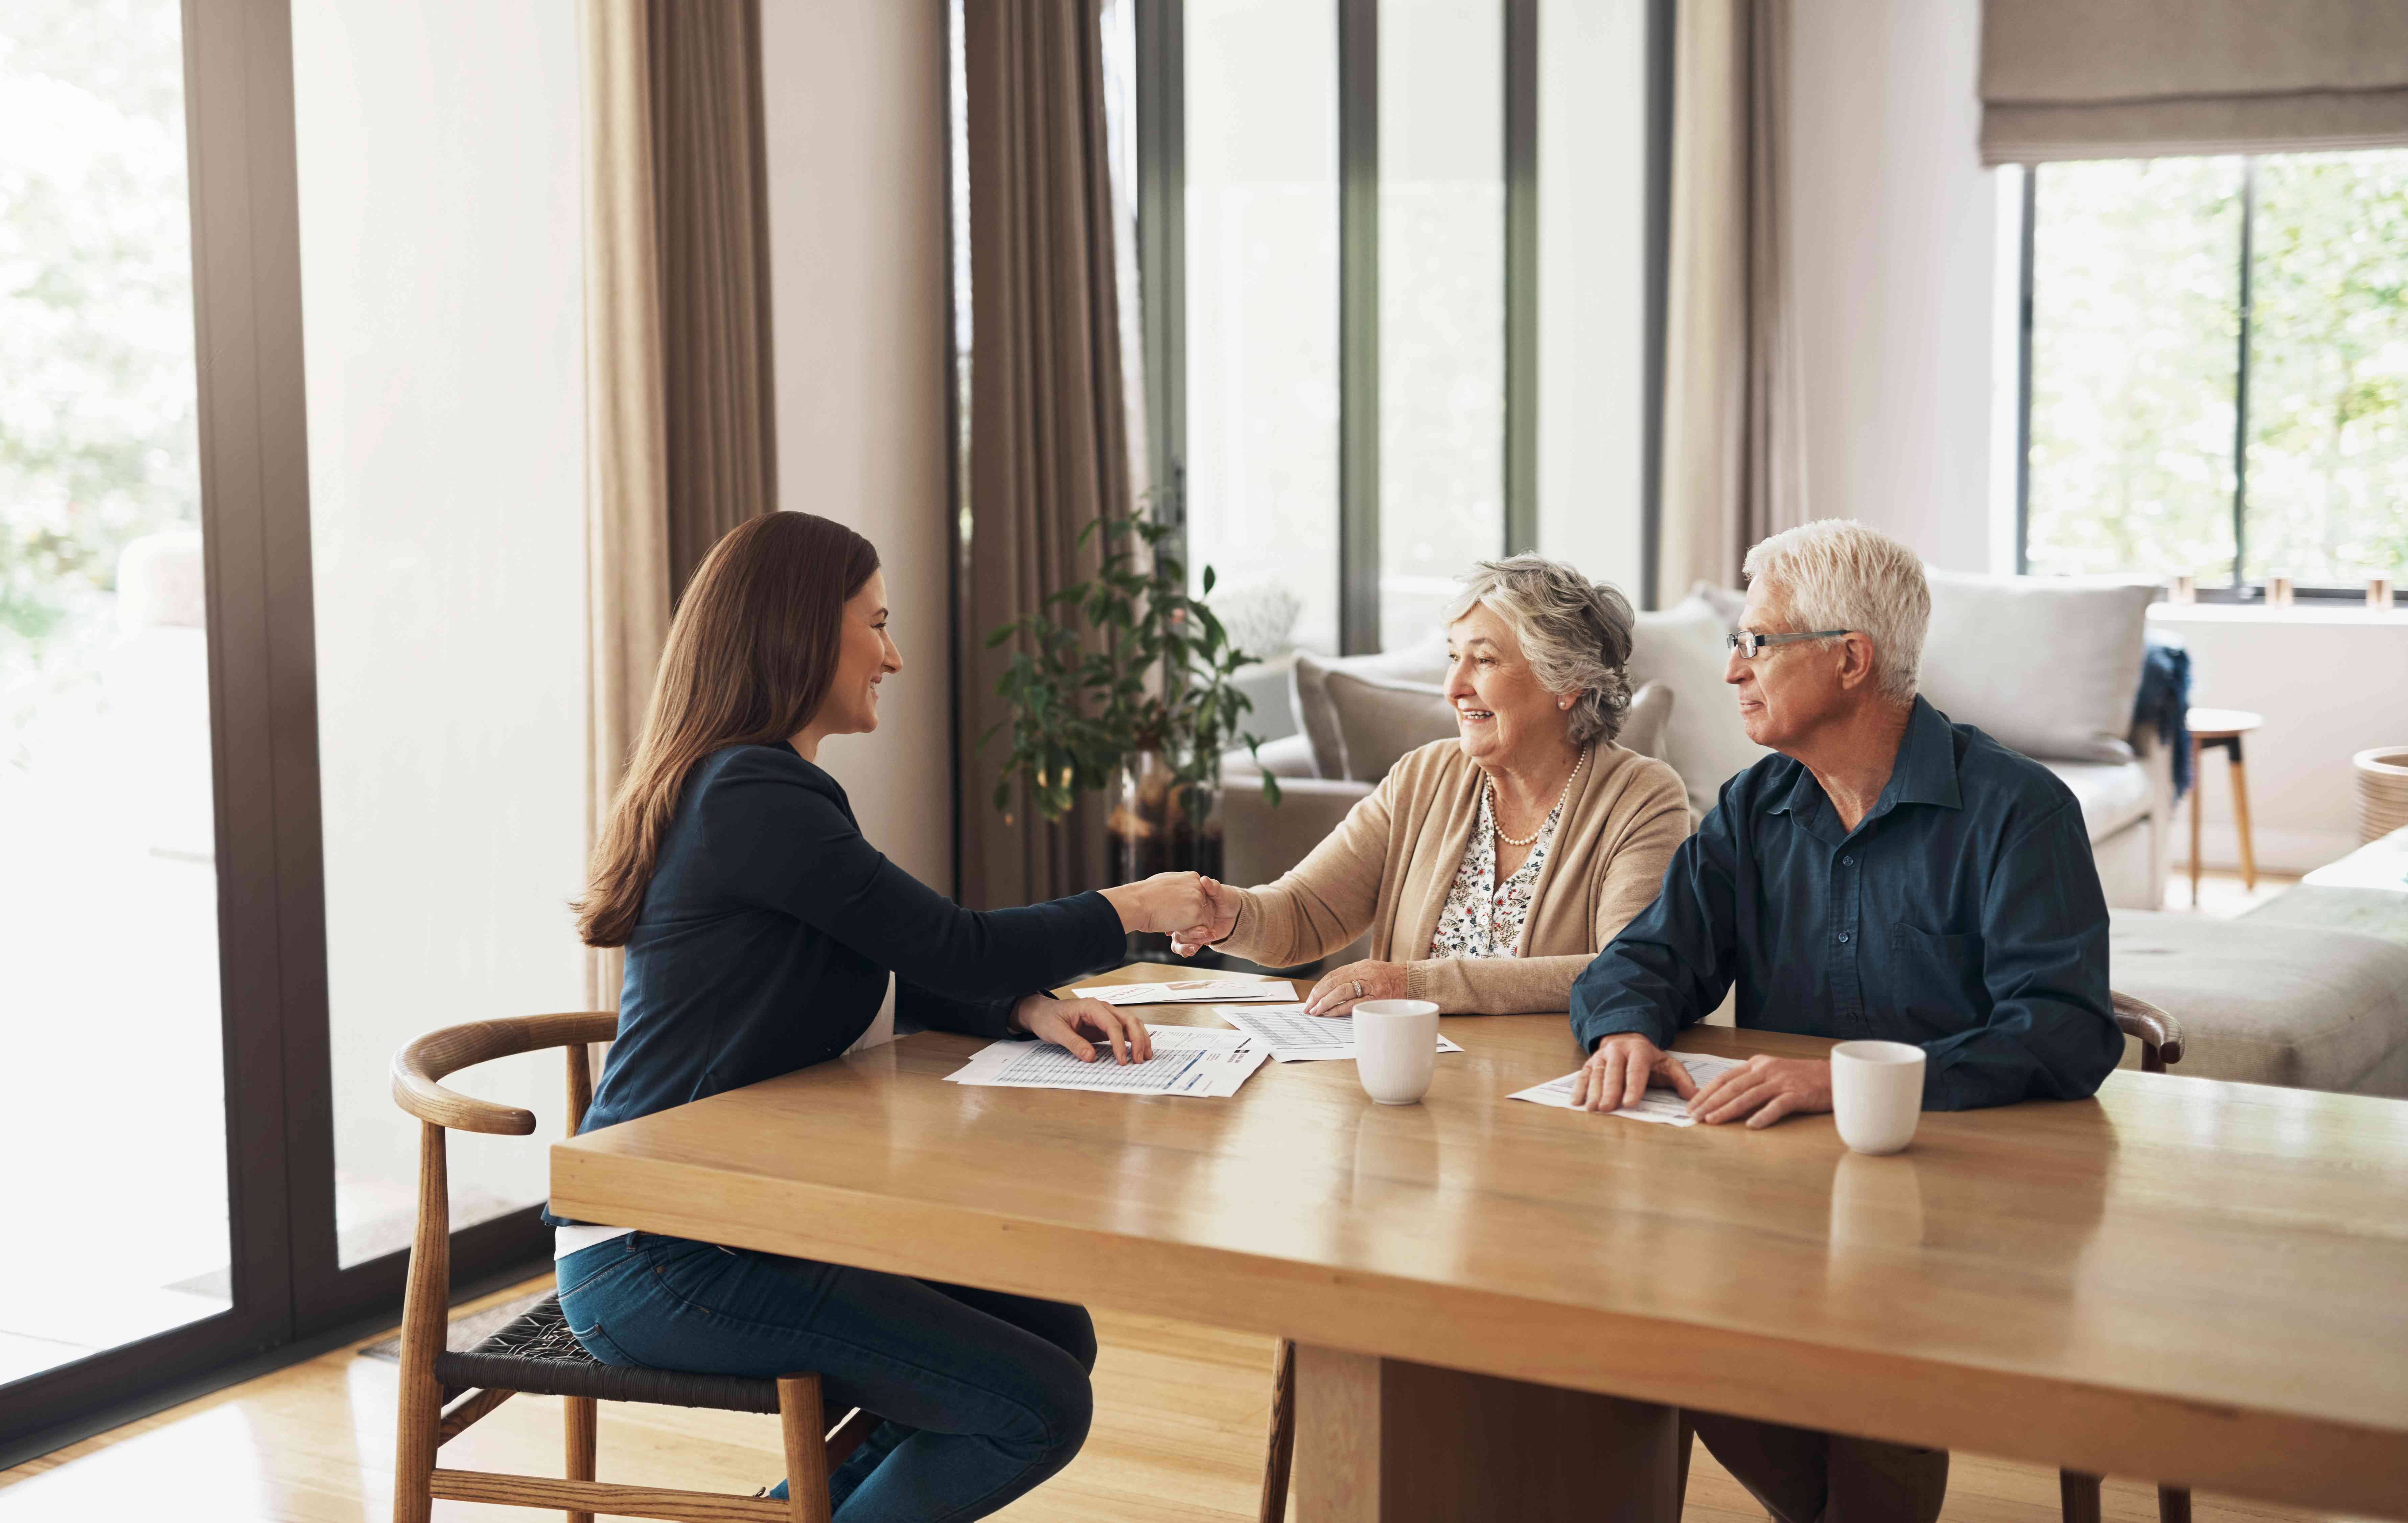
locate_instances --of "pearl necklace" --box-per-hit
[1489,747,1586,848]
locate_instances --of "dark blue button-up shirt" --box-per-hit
[1570,696,2121,1111]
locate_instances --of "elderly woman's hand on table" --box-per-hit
[1301,960,1409,1015]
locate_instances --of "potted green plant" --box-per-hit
[984,501,1279,884]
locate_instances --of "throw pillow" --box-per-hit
[1289,636,1453,780]
[1919,572,2155,763]
[1618,681,1675,761]
[1322,669,1459,783]
[1628,593,1769,815]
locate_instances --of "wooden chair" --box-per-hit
[390,1012,872,1523]
[2061,993,2190,1523]
[1254,994,2195,1523]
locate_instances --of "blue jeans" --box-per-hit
[556,1233,1095,1522]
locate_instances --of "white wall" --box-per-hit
[1534,0,1649,595]
[293,0,588,1247]
[1786,0,1999,571]
[758,1,954,893]
[2152,605,2408,874]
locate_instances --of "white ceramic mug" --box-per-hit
[1830,1040,1926,1154]
[1353,999,1440,1105]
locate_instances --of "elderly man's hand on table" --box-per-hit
[1571,1032,1700,1112]
[1686,1054,1834,1128]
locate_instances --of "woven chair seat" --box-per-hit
[434,1293,783,1414]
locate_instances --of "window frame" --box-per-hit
[2014,154,2393,602]
[1135,0,1675,652]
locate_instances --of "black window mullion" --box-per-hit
[1136,0,1184,548]
[1339,0,1380,653]
[1639,0,1674,610]
[1503,0,1537,558]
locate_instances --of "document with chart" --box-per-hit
[944,1024,1270,1097]
[1214,1003,1464,1063]
[1508,1052,1744,1126]
[1070,978,1299,1006]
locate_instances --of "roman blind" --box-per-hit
[1980,0,2408,164]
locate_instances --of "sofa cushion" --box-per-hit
[1620,681,1674,762]
[1291,637,1453,778]
[2047,758,2151,843]
[1222,732,1318,781]
[1627,594,1770,817]
[1296,676,1674,790]
[1324,669,1456,783]
[1920,573,2155,764]
[2109,909,2408,1096]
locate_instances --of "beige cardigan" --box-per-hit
[1219,738,1692,1014]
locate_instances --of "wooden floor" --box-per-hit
[0,1275,2375,1523]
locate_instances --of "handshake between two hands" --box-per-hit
[1099,871,1240,952]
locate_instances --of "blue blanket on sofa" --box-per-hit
[2133,629,2193,801]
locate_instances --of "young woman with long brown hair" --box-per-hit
[552,512,1217,1521]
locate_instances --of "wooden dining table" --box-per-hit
[552,962,2408,1522]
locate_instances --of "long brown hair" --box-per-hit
[576,512,881,946]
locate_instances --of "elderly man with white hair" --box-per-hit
[1567,519,2122,1523]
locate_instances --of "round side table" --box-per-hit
[2186,708,2263,906]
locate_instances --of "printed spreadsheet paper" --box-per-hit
[1214,1003,1465,1063]
[1070,979,1300,1006]
[1508,1051,1745,1126]
[944,1024,1269,1097]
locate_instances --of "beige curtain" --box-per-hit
[1981,0,2408,164]
[957,0,1133,909]
[1658,0,1808,599]
[579,0,778,1005]
[581,0,674,1010]
[649,0,780,593]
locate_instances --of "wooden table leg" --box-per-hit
[2189,736,2204,906]
[2228,739,2256,891]
[1293,1344,1676,1523]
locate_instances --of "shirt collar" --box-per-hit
[1883,695,1964,813]
[1765,694,1963,828]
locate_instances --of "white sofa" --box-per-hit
[1224,573,2172,912]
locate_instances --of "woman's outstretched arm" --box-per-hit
[701,748,1212,1000]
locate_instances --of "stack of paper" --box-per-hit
[1507,1051,1743,1127]
[945,1024,1269,1098]
[1071,979,1299,1006]
[1214,1003,1464,1064]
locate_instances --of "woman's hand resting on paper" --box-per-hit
[1009,995,1155,1064]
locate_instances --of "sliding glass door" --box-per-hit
[0,0,240,1392]
[0,0,557,1455]
[0,0,315,1449]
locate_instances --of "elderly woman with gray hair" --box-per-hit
[1172,555,1691,1015]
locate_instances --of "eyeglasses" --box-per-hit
[1726,629,1852,659]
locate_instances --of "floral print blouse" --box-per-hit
[1427,779,1563,961]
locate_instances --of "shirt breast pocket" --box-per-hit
[1887,922,1989,1034]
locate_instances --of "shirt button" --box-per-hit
[1841,855,1855,866]
[1836,932,1852,944]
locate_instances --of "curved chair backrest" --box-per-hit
[392,1010,620,1135]
[2109,991,2184,1072]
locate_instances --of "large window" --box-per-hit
[1138,0,1668,657]
[2020,150,2408,593]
